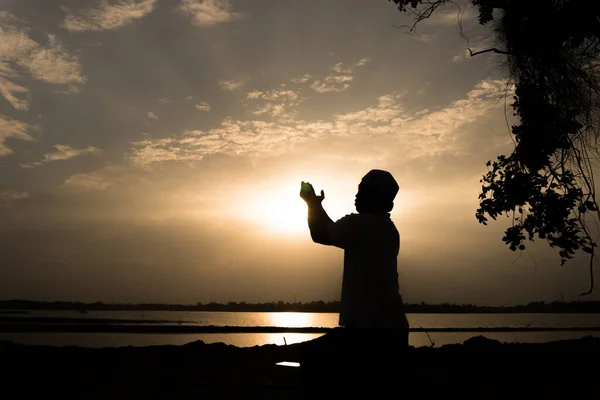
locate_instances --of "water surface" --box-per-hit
[2,311,599,348]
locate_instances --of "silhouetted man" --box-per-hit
[298,170,409,371]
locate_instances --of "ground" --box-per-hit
[2,335,599,399]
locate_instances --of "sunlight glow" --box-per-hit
[233,178,410,235]
[241,183,310,235]
[269,312,314,327]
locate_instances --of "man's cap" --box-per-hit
[361,169,399,200]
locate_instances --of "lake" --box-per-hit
[2,310,600,348]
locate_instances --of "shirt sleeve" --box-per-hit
[327,214,359,249]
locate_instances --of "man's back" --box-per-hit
[328,212,407,329]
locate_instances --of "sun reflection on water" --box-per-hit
[262,312,322,345]
[268,312,314,328]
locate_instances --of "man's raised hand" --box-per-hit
[300,181,325,205]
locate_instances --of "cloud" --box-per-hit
[122,79,511,170]
[0,12,86,110]
[128,119,305,165]
[0,74,30,110]
[219,77,247,91]
[335,94,404,124]
[310,75,353,93]
[0,190,29,207]
[245,89,301,119]
[61,0,157,32]
[387,79,513,159]
[289,58,370,93]
[452,51,467,62]
[179,0,241,26]
[0,114,34,156]
[22,145,102,167]
[63,172,111,190]
[129,138,192,165]
[158,97,172,106]
[56,85,80,95]
[290,74,311,84]
[147,112,159,119]
[27,35,86,85]
[355,57,373,67]
[43,145,102,162]
[62,165,134,191]
[195,101,211,111]
[414,32,436,43]
[308,58,374,93]
[333,62,352,74]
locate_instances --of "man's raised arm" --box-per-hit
[300,182,333,245]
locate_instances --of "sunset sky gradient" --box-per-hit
[1,0,598,305]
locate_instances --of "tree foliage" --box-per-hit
[390,0,600,294]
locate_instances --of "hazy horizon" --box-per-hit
[2,0,599,306]
[2,298,598,308]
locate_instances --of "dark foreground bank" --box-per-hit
[2,335,599,399]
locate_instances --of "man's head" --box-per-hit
[354,169,399,214]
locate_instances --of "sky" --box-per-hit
[1,0,598,306]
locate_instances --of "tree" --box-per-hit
[390,0,600,294]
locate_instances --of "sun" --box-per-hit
[242,183,310,235]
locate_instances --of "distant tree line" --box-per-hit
[1,299,600,313]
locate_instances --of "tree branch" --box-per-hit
[468,47,511,57]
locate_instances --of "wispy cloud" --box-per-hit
[335,94,404,125]
[290,74,311,84]
[452,49,469,62]
[355,57,373,67]
[63,172,111,190]
[62,165,129,191]
[0,74,30,111]
[195,101,211,111]
[0,12,85,110]
[308,57,371,93]
[414,32,436,43]
[129,138,198,165]
[0,189,29,207]
[61,0,157,32]
[387,80,512,159]
[0,114,34,156]
[311,75,353,93]
[245,89,301,119]
[22,145,102,167]
[179,0,241,26]
[219,76,247,91]
[0,190,28,201]
[147,112,159,120]
[158,97,171,106]
[125,79,510,167]
[333,62,352,74]
[28,35,86,85]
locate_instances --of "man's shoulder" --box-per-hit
[336,213,360,222]
[335,213,376,226]
[336,213,393,223]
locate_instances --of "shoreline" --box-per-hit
[3,322,600,333]
[3,299,600,315]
